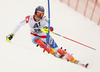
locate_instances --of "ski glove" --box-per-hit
[42,26,54,33]
[6,33,14,42]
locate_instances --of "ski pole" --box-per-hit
[51,31,96,50]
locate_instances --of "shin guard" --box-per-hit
[34,38,54,54]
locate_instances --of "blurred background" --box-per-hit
[0,0,100,72]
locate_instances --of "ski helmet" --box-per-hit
[35,6,45,19]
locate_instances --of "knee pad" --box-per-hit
[32,36,40,44]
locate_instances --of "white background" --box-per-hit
[0,0,100,72]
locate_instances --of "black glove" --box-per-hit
[6,33,14,42]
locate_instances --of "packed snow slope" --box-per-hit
[0,0,100,72]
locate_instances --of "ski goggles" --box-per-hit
[36,11,44,17]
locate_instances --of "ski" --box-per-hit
[82,63,89,68]
[75,61,89,68]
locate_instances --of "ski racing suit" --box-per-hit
[11,15,76,63]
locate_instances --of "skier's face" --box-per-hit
[36,11,44,19]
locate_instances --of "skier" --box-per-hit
[6,6,88,68]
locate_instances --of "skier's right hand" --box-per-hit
[6,33,14,42]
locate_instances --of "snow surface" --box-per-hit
[0,0,100,72]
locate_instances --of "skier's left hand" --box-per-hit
[42,26,54,33]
